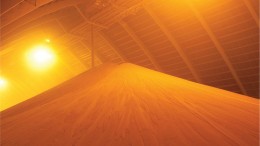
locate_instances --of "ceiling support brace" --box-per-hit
[98,32,128,62]
[144,5,202,82]
[187,1,247,95]
[119,20,163,71]
[25,0,37,6]
[74,6,108,31]
[242,0,259,27]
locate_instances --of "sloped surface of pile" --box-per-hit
[1,63,259,146]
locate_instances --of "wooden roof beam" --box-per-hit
[0,0,95,35]
[80,41,104,64]
[118,20,163,71]
[67,32,126,64]
[56,19,103,66]
[73,6,108,31]
[144,5,202,82]
[187,1,247,95]
[242,0,260,27]
[0,0,53,28]
[98,31,128,63]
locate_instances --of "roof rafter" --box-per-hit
[98,31,128,62]
[66,31,126,64]
[56,18,103,66]
[80,41,104,64]
[144,5,202,82]
[55,19,67,33]
[73,6,108,30]
[118,20,163,71]
[0,0,52,28]
[187,1,247,95]
[1,0,96,37]
[242,0,259,27]
[63,33,104,65]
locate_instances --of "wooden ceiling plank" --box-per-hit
[56,19,103,66]
[63,33,104,66]
[0,0,81,29]
[242,0,260,27]
[98,31,128,62]
[74,6,108,30]
[118,20,163,71]
[70,21,88,33]
[68,31,126,63]
[144,5,202,82]
[55,19,67,33]
[187,2,248,95]
[80,41,104,64]
[1,0,96,38]
[1,0,25,17]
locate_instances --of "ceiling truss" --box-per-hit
[187,1,247,95]
[144,5,202,82]
[119,20,163,71]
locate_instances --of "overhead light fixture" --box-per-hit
[0,76,8,90]
[25,45,57,71]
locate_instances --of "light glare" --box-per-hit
[0,76,8,89]
[26,45,56,71]
[45,39,50,43]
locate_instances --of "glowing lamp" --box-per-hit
[26,45,56,71]
[0,76,8,90]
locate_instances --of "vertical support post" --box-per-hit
[91,24,95,68]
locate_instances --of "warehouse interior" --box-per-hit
[0,0,259,145]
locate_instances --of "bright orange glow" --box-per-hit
[0,31,87,111]
[45,39,50,43]
[0,76,8,90]
[26,45,57,71]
